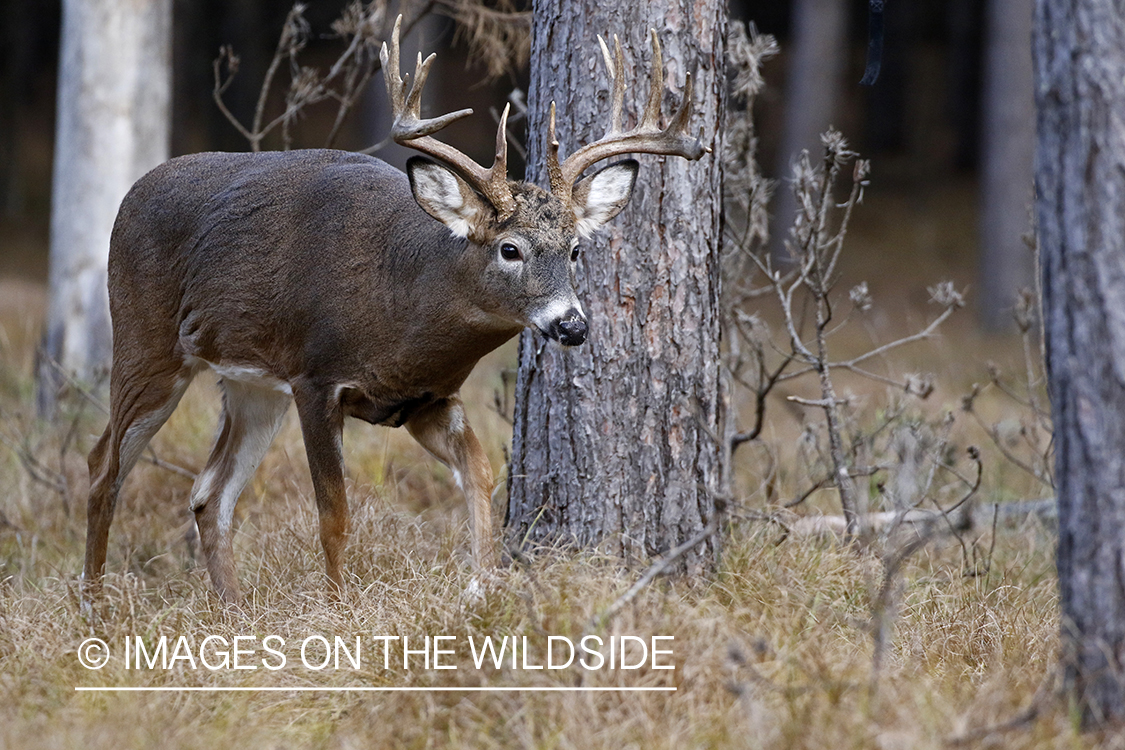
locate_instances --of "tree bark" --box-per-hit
[979,0,1035,330]
[1034,0,1125,727]
[38,0,172,415]
[507,1,727,575]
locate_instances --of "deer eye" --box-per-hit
[499,243,522,262]
[570,245,581,263]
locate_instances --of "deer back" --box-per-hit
[112,152,505,398]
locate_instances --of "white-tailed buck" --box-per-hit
[83,18,708,602]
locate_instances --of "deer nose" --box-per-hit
[556,314,588,347]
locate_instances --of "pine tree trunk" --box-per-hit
[38,0,171,415]
[1034,0,1125,727]
[507,1,727,574]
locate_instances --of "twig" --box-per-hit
[143,450,197,481]
[357,135,392,155]
[212,48,257,144]
[786,394,846,408]
[832,304,956,372]
[934,447,983,517]
[982,502,999,587]
[870,521,943,676]
[963,404,1051,486]
[251,9,299,145]
[823,159,869,279]
[924,447,982,572]
[731,353,794,451]
[1018,308,1052,430]
[39,354,109,416]
[0,428,69,497]
[946,669,1060,745]
[591,499,725,630]
[784,476,829,508]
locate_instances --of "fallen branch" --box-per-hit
[787,498,1056,539]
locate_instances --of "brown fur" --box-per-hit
[83,149,630,603]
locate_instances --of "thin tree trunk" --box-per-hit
[769,0,847,263]
[1034,0,1125,727]
[979,0,1035,330]
[507,1,727,575]
[38,0,172,415]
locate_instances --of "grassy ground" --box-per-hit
[0,267,1105,748]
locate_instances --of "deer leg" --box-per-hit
[191,380,290,603]
[84,367,193,597]
[293,383,349,594]
[406,397,498,569]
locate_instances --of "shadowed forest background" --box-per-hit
[1,0,1028,329]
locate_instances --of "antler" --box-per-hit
[380,16,516,217]
[546,29,710,204]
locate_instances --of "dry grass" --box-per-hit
[0,277,1106,749]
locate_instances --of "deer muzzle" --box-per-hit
[554,314,588,347]
[533,301,588,347]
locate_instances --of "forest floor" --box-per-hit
[0,178,1111,748]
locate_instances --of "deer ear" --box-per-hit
[571,160,639,238]
[406,157,489,239]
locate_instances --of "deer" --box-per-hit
[82,17,708,604]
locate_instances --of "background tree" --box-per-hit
[37,0,171,415]
[979,0,1034,330]
[768,0,847,263]
[506,0,727,573]
[1034,0,1125,727]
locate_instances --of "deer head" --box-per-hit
[380,16,709,346]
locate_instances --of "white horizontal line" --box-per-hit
[75,686,676,693]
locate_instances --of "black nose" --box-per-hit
[557,316,588,346]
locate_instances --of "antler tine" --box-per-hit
[405,51,430,119]
[640,29,664,131]
[491,103,510,196]
[613,37,626,130]
[379,15,516,216]
[379,18,404,106]
[668,70,695,134]
[552,29,711,203]
[597,35,625,134]
[393,52,472,137]
[546,101,566,195]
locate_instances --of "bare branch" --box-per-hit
[0,427,69,497]
[212,48,256,145]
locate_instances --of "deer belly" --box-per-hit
[339,387,434,427]
[199,360,294,395]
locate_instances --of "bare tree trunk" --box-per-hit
[769,0,848,263]
[1034,0,1125,727]
[507,0,727,574]
[979,0,1035,330]
[38,0,172,415]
